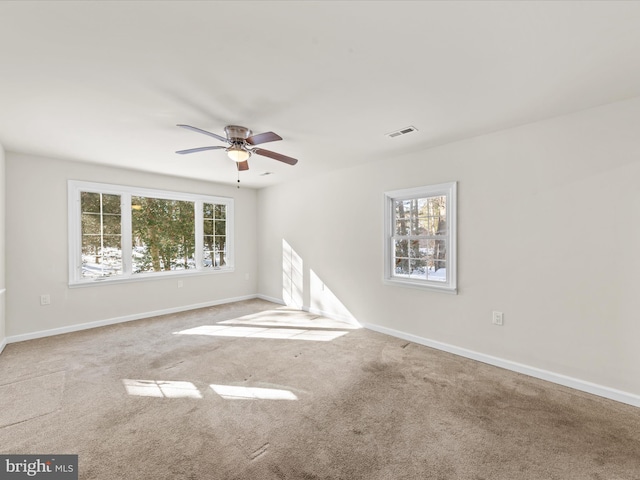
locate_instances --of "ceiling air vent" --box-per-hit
[385,126,418,138]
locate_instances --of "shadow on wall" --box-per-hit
[282,239,360,327]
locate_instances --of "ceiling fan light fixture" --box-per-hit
[226,145,251,162]
[177,124,298,170]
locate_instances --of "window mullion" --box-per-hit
[121,193,133,276]
[69,185,82,283]
[194,200,203,270]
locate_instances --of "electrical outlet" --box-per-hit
[492,311,504,326]
[177,280,183,288]
[40,294,51,306]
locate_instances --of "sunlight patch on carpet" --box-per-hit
[173,325,349,341]
[218,308,360,330]
[123,379,202,399]
[210,384,298,401]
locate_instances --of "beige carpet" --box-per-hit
[1,298,639,479]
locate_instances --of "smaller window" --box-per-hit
[202,202,227,268]
[81,192,123,279]
[383,182,457,293]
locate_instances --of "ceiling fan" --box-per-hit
[175,124,298,172]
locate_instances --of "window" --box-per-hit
[69,181,234,285]
[383,182,457,293]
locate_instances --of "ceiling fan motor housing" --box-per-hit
[225,125,251,142]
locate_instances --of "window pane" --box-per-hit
[426,238,447,282]
[82,213,101,235]
[81,236,123,278]
[81,192,101,213]
[101,194,121,214]
[395,219,409,235]
[132,197,196,273]
[204,219,214,236]
[395,200,411,221]
[408,196,446,236]
[428,259,447,282]
[103,234,121,249]
[82,235,101,255]
[203,202,214,219]
[215,204,226,220]
[435,221,447,235]
[414,238,429,265]
[413,213,422,236]
[81,192,122,279]
[430,196,447,235]
[203,203,226,268]
[103,214,121,235]
[393,239,409,275]
[395,257,409,275]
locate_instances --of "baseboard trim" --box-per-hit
[364,322,640,409]
[0,338,6,355]
[255,294,286,305]
[6,294,258,344]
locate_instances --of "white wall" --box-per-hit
[0,142,5,352]
[257,97,640,400]
[5,153,257,338]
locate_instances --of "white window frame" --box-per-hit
[383,182,457,294]
[68,180,234,286]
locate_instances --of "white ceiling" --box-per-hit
[1,1,640,188]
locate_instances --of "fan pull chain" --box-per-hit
[237,169,240,189]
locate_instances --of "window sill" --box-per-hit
[69,267,235,288]
[383,277,457,294]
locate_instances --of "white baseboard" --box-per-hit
[255,294,286,305]
[6,294,258,344]
[364,322,640,409]
[0,337,6,355]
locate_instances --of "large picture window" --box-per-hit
[131,196,196,273]
[383,182,457,293]
[69,181,234,285]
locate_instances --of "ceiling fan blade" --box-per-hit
[246,131,282,146]
[176,146,226,155]
[253,148,298,165]
[237,160,249,171]
[177,124,229,143]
